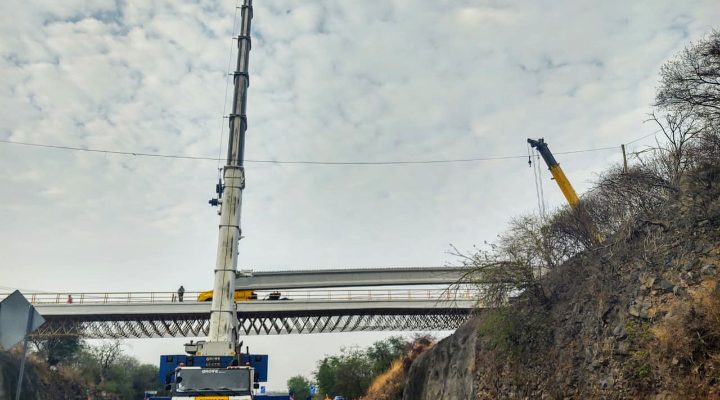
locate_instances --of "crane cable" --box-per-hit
[216,0,243,179]
[535,150,547,218]
[528,143,544,219]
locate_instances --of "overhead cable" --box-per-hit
[0,132,657,166]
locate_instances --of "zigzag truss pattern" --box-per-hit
[32,309,474,338]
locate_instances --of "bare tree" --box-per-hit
[641,111,703,185]
[30,335,82,367]
[656,30,720,122]
[91,339,123,384]
[451,215,549,307]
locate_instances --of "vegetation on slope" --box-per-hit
[362,336,434,400]
[442,29,720,399]
[1,338,157,400]
[287,336,432,400]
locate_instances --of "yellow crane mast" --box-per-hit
[527,138,602,243]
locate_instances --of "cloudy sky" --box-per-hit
[1,0,718,390]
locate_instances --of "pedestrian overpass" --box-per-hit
[17,287,476,338]
[5,266,477,339]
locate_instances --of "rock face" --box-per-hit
[403,318,480,400]
[0,352,86,400]
[400,162,720,398]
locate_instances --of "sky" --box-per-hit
[1,0,719,391]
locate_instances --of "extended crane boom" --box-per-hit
[527,138,580,208]
[155,4,272,397]
[202,0,253,357]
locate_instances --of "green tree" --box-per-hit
[73,343,159,399]
[315,347,375,398]
[287,375,312,399]
[314,338,416,398]
[31,335,82,366]
[366,336,408,375]
[100,355,159,399]
[131,363,160,397]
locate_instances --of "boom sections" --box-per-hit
[205,0,253,355]
[527,137,603,243]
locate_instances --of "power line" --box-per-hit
[625,132,657,145]
[0,139,219,161]
[0,132,656,166]
[0,284,52,294]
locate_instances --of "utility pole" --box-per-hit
[621,144,628,174]
[201,0,253,357]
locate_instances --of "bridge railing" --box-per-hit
[0,288,479,304]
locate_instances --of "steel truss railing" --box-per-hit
[32,309,474,338]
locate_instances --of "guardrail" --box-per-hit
[0,288,479,304]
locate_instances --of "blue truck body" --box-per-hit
[158,354,269,385]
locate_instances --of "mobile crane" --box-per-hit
[527,138,602,243]
[153,1,267,399]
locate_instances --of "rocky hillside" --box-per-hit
[403,319,479,399]
[405,157,720,399]
[403,30,720,400]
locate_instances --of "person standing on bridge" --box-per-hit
[66,294,73,304]
[177,285,185,302]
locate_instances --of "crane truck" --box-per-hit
[151,1,266,398]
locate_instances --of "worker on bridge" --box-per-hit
[177,285,185,302]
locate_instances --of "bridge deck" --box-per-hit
[32,299,476,338]
[4,279,478,338]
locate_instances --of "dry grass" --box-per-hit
[362,337,434,400]
[636,278,720,397]
[654,280,720,362]
[364,360,405,400]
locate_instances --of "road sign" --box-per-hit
[0,290,45,349]
[0,290,46,400]
[310,385,317,395]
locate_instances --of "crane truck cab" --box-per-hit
[170,365,255,400]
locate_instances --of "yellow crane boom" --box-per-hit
[528,138,602,243]
[527,138,580,208]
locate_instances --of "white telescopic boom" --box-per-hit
[203,0,253,356]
